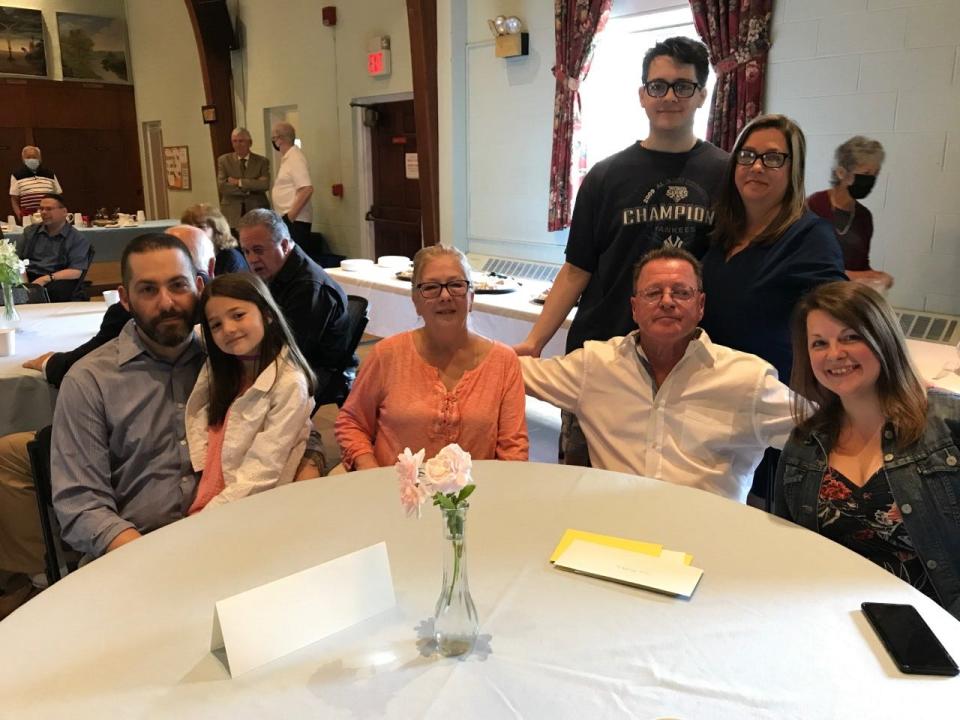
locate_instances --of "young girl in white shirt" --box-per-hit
[186,273,316,513]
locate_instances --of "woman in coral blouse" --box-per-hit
[335,246,529,470]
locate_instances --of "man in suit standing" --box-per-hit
[216,127,270,229]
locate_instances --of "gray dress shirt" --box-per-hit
[52,320,204,557]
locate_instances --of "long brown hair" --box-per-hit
[199,273,316,426]
[711,114,808,251]
[789,281,927,449]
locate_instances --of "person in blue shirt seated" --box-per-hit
[15,193,90,302]
[775,281,960,620]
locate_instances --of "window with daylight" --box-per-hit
[579,3,715,173]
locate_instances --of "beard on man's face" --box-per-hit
[131,306,195,347]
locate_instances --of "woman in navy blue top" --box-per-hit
[701,114,846,384]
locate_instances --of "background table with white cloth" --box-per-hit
[326,265,574,358]
[3,219,177,262]
[0,302,107,436]
[1,461,957,718]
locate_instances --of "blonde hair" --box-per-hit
[411,245,473,291]
[711,114,807,251]
[180,203,236,251]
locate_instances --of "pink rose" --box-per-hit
[422,443,473,495]
[395,447,425,487]
[399,481,428,517]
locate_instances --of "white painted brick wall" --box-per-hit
[768,0,960,314]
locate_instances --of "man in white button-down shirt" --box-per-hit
[520,246,795,502]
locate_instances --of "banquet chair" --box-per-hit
[313,295,369,409]
[26,426,72,586]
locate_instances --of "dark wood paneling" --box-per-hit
[0,127,28,185]
[1,78,144,216]
[185,0,236,166]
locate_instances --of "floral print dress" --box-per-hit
[818,467,940,603]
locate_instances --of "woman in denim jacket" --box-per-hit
[775,281,960,620]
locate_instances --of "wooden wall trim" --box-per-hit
[406,0,439,247]
[184,0,236,164]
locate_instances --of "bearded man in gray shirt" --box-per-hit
[52,233,205,558]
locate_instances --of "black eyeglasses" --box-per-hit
[643,79,701,98]
[416,280,471,298]
[735,149,791,169]
[635,285,700,304]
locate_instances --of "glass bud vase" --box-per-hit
[1,283,20,329]
[434,504,479,657]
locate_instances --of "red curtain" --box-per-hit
[690,0,773,151]
[547,0,612,232]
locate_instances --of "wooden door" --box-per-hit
[369,100,423,258]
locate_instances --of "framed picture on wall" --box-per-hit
[163,146,191,191]
[56,12,130,83]
[0,7,47,78]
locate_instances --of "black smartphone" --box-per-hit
[861,602,959,676]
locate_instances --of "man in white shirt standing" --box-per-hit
[519,246,795,503]
[270,122,315,257]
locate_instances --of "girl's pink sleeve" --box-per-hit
[495,348,529,461]
[335,344,386,469]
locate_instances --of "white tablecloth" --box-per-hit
[3,220,177,261]
[0,302,107,436]
[1,461,957,718]
[327,265,574,358]
[908,338,960,394]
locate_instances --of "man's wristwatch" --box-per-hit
[47,273,55,283]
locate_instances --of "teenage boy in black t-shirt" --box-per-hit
[515,36,728,465]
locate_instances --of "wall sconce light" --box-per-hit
[488,15,528,59]
[201,105,217,124]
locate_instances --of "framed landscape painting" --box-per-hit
[57,12,129,83]
[0,7,47,77]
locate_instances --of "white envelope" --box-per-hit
[554,539,703,598]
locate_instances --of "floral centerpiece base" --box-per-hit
[396,444,479,657]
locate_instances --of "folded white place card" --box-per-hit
[211,542,396,677]
[555,539,704,599]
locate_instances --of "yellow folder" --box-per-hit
[549,528,693,566]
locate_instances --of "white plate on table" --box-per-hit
[377,255,410,269]
[341,258,375,272]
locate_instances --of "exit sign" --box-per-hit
[367,49,391,77]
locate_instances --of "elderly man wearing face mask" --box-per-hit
[807,136,893,291]
[9,146,63,223]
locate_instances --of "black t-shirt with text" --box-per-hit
[564,140,728,352]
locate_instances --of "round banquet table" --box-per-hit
[0,301,107,436]
[1,462,958,718]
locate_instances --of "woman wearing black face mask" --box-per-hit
[808,136,893,291]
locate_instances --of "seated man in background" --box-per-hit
[519,247,795,503]
[51,233,205,558]
[238,209,351,404]
[0,226,214,618]
[15,193,90,301]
